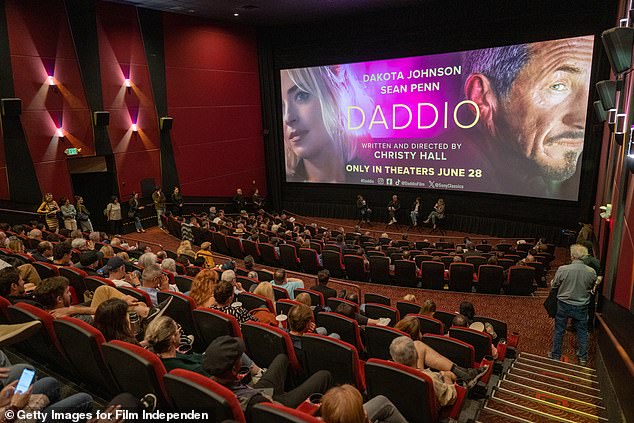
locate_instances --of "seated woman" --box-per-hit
[394,316,487,385]
[143,315,262,378]
[176,240,196,260]
[423,198,445,230]
[251,282,277,325]
[94,298,139,343]
[419,299,436,317]
[211,281,256,325]
[189,269,217,308]
[321,384,407,423]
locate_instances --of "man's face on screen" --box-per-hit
[494,37,592,181]
[281,71,332,161]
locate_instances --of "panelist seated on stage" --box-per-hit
[423,198,445,230]
[387,195,401,225]
[356,194,372,224]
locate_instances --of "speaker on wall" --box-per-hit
[602,27,634,74]
[1,98,22,116]
[160,117,173,131]
[595,80,617,111]
[93,111,110,126]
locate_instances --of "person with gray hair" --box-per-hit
[389,336,457,407]
[462,36,593,200]
[549,243,597,366]
[71,237,87,250]
[140,264,169,306]
[160,258,176,274]
[137,252,157,269]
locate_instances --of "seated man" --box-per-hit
[211,280,256,325]
[204,336,333,418]
[31,241,53,263]
[271,269,303,300]
[52,243,72,267]
[139,264,171,306]
[0,267,40,307]
[73,250,101,276]
[102,256,140,288]
[389,336,457,408]
[308,269,337,302]
[394,316,488,384]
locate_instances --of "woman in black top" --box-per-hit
[171,187,183,217]
[128,192,145,233]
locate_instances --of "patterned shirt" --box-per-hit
[212,304,257,325]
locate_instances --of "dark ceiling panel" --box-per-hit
[105,0,421,25]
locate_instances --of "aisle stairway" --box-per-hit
[477,352,607,422]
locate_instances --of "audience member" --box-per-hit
[204,336,333,418]
[195,242,215,268]
[321,384,407,423]
[75,251,101,276]
[309,269,337,302]
[32,241,53,263]
[189,269,217,308]
[93,298,138,343]
[251,282,277,325]
[139,265,170,306]
[389,336,457,407]
[211,281,255,324]
[271,269,303,300]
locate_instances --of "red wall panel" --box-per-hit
[5,0,94,200]
[163,13,265,197]
[96,1,161,199]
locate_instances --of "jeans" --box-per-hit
[365,395,408,423]
[32,377,93,423]
[78,219,93,232]
[254,354,333,408]
[410,211,418,226]
[551,300,589,361]
[156,209,165,228]
[0,351,35,388]
[427,211,442,225]
[134,216,143,231]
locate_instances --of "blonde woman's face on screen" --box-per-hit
[281,71,332,161]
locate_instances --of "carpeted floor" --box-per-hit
[120,221,595,367]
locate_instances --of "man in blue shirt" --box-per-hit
[549,244,596,366]
[271,269,303,300]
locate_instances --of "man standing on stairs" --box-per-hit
[549,244,596,366]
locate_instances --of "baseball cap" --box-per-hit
[98,256,125,274]
[203,336,245,376]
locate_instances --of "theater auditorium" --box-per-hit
[0,0,630,422]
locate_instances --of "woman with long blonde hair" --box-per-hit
[37,193,61,231]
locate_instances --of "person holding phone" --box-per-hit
[0,368,93,423]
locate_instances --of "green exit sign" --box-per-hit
[64,147,81,156]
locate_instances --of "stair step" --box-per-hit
[516,356,598,380]
[499,379,607,418]
[508,367,601,397]
[477,407,533,423]
[504,373,603,406]
[512,362,600,389]
[520,352,596,374]
[493,388,607,423]
[485,397,578,423]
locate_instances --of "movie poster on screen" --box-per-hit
[280,35,594,201]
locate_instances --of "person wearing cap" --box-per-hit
[205,335,333,417]
[101,256,140,288]
[195,242,215,268]
[73,251,101,276]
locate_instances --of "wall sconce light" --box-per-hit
[47,75,58,92]
[131,123,138,132]
[602,27,634,74]
[56,127,64,139]
[124,78,132,94]
[595,80,617,110]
